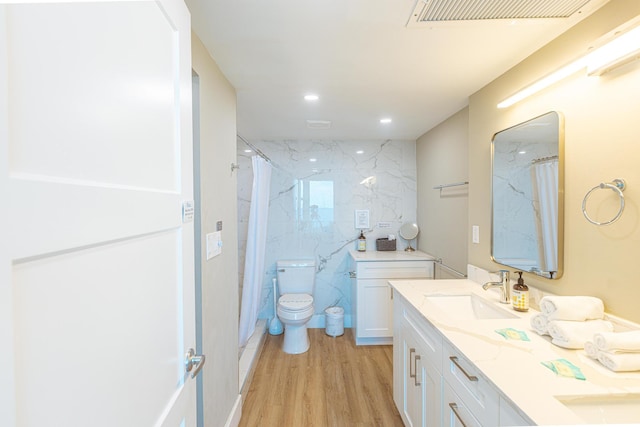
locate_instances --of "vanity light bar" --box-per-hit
[498,16,640,109]
[586,24,640,76]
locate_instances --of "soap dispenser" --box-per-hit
[357,230,366,252]
[512,271,529,312]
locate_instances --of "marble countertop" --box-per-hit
[390,279,640,426]
[349,249,434,262]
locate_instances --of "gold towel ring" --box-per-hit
[582,179,626,226]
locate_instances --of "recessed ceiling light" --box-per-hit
[380,118,392,124]
[304,94,319,101]
[309,158,317,162]
[519,151,527,154]
[356,150,364,154]
[244,149,252,153]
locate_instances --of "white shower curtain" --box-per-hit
[531,159,558,273]
[239,155,272,348]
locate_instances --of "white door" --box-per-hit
[0,1,198,426]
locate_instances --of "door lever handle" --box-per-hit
[185,348,206,379]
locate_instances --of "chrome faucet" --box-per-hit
[482,270,510,304]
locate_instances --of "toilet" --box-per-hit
[276,259,316,354]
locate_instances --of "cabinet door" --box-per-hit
[402,328,422,427]
[402,325,441,427]
[415,337,441,427]
[357,278,393,338]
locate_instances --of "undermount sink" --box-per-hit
[425,294,517,320]
[556,394,640,424]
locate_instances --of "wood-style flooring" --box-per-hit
[239,328,404,427]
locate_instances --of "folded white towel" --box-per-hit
[548,319,614,349]
[530,313,550,336]
[584,341,599,359]
[593,330,640,352]
[540,296,605,321]
[597,351,640,372]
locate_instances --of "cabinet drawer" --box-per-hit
[443,342,499,427]
[499,396,532,426]
[356,260,433,279]
[403,303,442,373]
[443,381,483,427]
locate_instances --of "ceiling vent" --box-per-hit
[407,0,606,25]
[306,120,331,129]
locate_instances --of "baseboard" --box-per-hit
[224,394,242,427]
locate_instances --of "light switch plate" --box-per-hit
[472,225,480,244]
[206,231,222,260]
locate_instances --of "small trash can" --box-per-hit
[325,306,344,337]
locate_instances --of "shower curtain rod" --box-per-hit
[531,155,558,164]
[237,134,276,165]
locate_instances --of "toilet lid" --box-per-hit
[278,293,313,311]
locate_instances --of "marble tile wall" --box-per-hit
[237,139,417,325]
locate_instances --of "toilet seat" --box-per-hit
[278,293,313,312]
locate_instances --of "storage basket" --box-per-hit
[376,238,396,251]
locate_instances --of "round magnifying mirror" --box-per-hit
[399,222,419,251]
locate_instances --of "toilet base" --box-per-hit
[282,323,310,354]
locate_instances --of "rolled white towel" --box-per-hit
[593,330,640,353]
[597,351,640,372]
[548,319,614,349]
[584,341,599,359]
[530,313,550,336]
[540,296,604,321]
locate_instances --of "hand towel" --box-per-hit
[593,330,640,352]
[584,341,599,359]
[547,319,614,349]
[530,313,550,336]
[597,351,640,372]
[540,296,605,321]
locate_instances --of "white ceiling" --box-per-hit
[185,0,608,141]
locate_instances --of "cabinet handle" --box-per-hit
[414,355,421,386]
[409,348,416,379]
[448,403,468,427]
[449,356,478,382]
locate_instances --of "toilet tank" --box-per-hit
[276,259,316,295]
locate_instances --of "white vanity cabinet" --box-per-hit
[394,293,531,427]
[350,251,433,346]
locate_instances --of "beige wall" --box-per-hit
[417,107,469,277]
[191,33,240,426]
[468,0,640,322]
